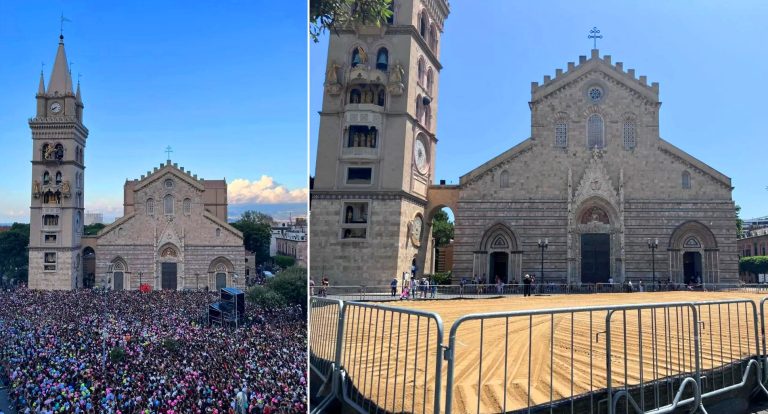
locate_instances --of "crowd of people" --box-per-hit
[0,288,306,413]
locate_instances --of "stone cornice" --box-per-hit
[97,213,136,237]
[29,117,89,135]
[318,110,438,142]
[311,189,428,207]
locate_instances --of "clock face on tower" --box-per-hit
[50,102,62,114]
[414,138,428,174]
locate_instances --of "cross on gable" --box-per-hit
[588,27,603,49]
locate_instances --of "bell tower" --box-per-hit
[28,35,88,290]
[311,0,449,285]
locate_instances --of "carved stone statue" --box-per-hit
[32,180,41,196]
[325,61,340,85]
[62,181,71,194]
[390,61,404,83]
[388,61,406,96]
[363,89,374,104]
[44,145,57,160]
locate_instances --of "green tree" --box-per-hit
[84,222,106,236]
[310,0,393,42]
[431,210,454,247]
[273,255,296,269]
[231,211,273,264]
[0,223,30,285]
[740,256,768,277]
[246,285,288,309]
[267,266,308,311]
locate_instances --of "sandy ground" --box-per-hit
[311,291,768,414]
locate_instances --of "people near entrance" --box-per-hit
[391,277,398,297]
[400,277,410,300]
[309,279,315,296]
[430,277,437,298]
[495,275,503,294]
[523,274,532,297]
[638,280,644,292]
[411,264,418,278]
[422,278,429,299]
[459,277,467,295]
[0,289,307,413]
[320,276,329,297]
[627,279,634,293]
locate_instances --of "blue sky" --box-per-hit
[0,1,308,223]
[310,1,768,221]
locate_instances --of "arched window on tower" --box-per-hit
[351,47,363,67]
[419,11,428,38]
[623,121,637,150]
[146,198,154,216]
[55,171,62,185]
[376,48,389,71]
[43,171,50,185]
[587,114,604,149]
[54,144,64,160]
[164,194,174,215]
[500,170,510,188]
[424,105,432,129]
[183,198,191,215]
[682,171,691,189]
[426,69,434,95]
[349,88,362,104]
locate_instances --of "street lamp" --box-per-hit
[101,263,114,372]
[537,239,549,286]
[648,238,659,290]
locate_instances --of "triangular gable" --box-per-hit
[158,221,183,247]
[531,50,659,105]
[133,162,205,192]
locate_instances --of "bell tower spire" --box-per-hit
[28,35,89,290]
[47,35,73,96]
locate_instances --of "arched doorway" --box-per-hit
[570,200,620,285]
[475,223,519,284]
[683,252,703,284]
[668,222,718,284]
[489,252,509,283]
[208,257,235,291]
[111,259,127,290]
[159,245,179,290]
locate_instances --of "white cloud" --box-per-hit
[228,176,308,204]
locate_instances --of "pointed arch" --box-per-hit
[478,223,519,252]
[669,221,717,249]
[587,114,604,149]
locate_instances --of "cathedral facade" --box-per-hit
[311,4,738,286]
[93,162,245,291]
[28,36,245,291]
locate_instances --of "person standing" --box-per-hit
[321,277,330,297]
[523,274,532,297]
[390,277,398,297]
[495,275,503,294]
[430,277,437,298]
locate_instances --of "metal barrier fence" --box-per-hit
[311,297,768,414]
[338,302,444,414]
[309,297,344,414]
[315,283,768,301]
